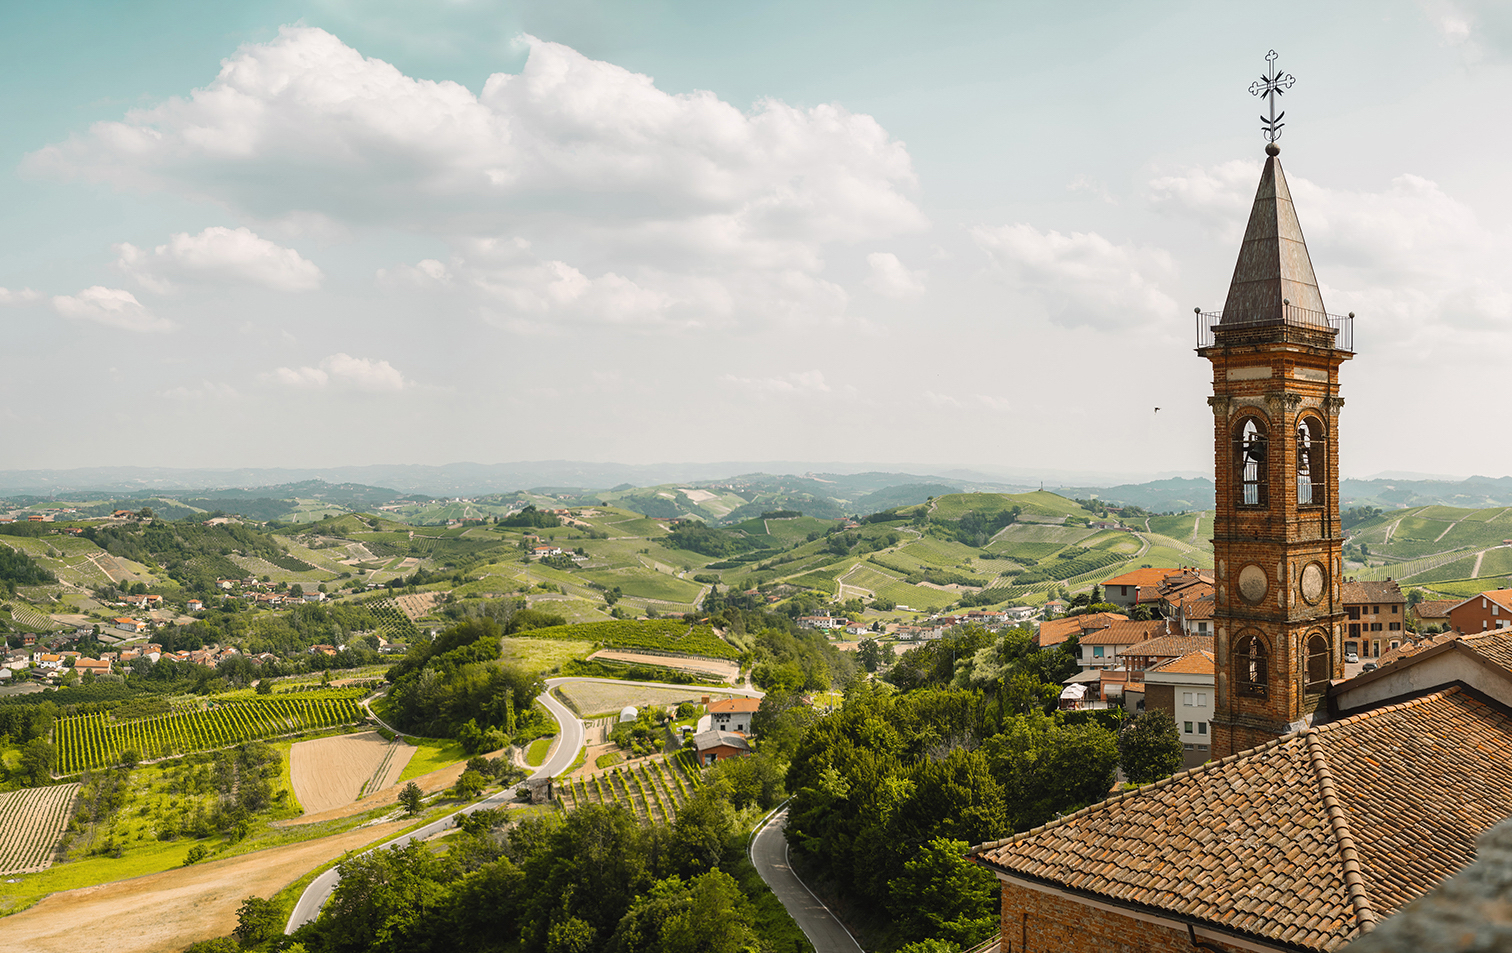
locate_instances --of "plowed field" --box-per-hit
[0,784,80,875]
[289,732,414,814]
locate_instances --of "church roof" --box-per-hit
[970,688,1512,952]
[1221,152,1328,326]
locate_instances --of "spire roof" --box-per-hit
[1220,148,1327,325]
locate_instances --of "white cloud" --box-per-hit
[1149,161,1512,349]
[722,370,833,397]
[269,353,409,392]
[865,252,925,298]
[50,287,171,332]
[0,287,41,305]
[30,27,924,330]
[1419,1,1512,59]
[114,226,322,293]
[971,223,1177,328]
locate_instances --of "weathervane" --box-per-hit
[1249,50,1295,144]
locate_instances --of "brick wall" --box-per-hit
[1449,597,1512,637]
[1144,682,1174,716]
[997,880,1209,953]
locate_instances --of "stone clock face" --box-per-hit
[1238,564,1268,604]
[1301,562,1326,605]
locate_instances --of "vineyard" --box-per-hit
[0,783,80,875]
[53,691,365,774]
[556,755,702,824]
[519,620,738,660]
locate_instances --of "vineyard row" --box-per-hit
[556,757,702,825]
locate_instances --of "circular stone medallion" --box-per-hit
[1238,564,1269,604]
[1301,562,1327,605]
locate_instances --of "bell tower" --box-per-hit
[1199,55,1353,757]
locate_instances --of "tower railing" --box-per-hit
[1195,306,1353,352]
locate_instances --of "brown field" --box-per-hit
[0,784,81,876]
[556,681,736,718]
[587,649,740,682]
[0,818,410,953]
[277,748,507,827]
[289,732,415,815]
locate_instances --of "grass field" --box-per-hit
[526,737,553,767]
[500,636,597,674]
[395,737,469,782]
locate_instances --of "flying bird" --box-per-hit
[1154,407,1161,413]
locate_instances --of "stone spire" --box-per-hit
[1219,144,1327,325]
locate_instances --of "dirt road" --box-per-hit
[0,820,409,953]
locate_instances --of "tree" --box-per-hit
[858,638,884,672]
[399,781,424,816]
[233,896,284,948]
[1119,709,1183,784]
[886,837,999,947]
[453,770,487,801]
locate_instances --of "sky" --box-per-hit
[3,0,1511,482]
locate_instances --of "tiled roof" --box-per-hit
[692,729,750,752]
[1182,596,1216,620]
[1079,618,1167,646]
[1036,612,1127,648]
[1459,630,1512,672]
[1449,588,1512,615]
[1123,633,1214,660]
[1103,567,1182,589]
[1341,580,1405,605]
[1151,649,1215,676]
[971,689,1512,952]
[1411,599,1456,620]
[709,697,760,714]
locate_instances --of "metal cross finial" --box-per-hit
[1249,50,1295,142]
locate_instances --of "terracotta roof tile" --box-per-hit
[1122,633,1214,660]
[1150,650,1216,676]
[1036,612,1127,648]
[1340,580,1405,605]
[1079,619,1168,646]
[970,689,1512,952]
[1103,567,1183,589]
[1411,599,1456,620]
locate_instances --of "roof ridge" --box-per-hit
[968,730,1302,857]
[1315,686,1461,733]
[1302,728,1378,934]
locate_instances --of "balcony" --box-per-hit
[1195,305,1353,352]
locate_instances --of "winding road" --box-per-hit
[285,677,760,933]
[750,807,863,953]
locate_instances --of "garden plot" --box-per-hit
[0,783,81,875]
[555,681,736,718]
[289,731,414,814]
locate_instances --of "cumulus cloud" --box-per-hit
[971,224,1177,328]
[50,287,171,332]
[0,287,41,305]
[269,353,408,392]
[865,252,926,298]
[30,27,924,330]
[1149,161,1512,347]
[114,226,322,292]
[1420,1,1512,59]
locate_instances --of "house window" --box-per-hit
[1296,417,1325,506]
[1391,605,1399,614]
[1198,622,1208,634]
[1197,692,1207,707]
[1235,633,1268,696]
[1184,721,1194,733]
[1236,417,1269,507]
[1305,633,1330,694]
[1093,646,1104,658]
[1389,622,1401,631]
[1183,692,1193,706]
[1198,722,1207,735]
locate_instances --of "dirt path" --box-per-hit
[1473,549,1487,578]
[0,820,410,953]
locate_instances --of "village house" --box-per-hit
[1141,649,1216,767]
[1033,611,1127,651]
[1411,598,1456,631]
[1100,567,1181,609]
[186,599,204,612]
[1076,618,1167,672]
[691,729,750,765]
[113,617,146,634]
[797,614,844,630]
[1445,587,1512,637]
[73,658,111,676]
[706,696,760,734]
[1342,579,1407,659]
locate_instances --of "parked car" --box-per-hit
[1362,662,1378,672]
[1345,651,1359,664]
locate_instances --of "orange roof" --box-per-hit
[1450,588,1512,615]
[1078,618,1166,646]
[1122,633,1213,660]
[1102,567,1181,589]
[1036,612,1127,648]
[1152,650,1215,676]
[709,697,761,714]
[972,688,1512,951]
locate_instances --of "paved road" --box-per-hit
[285,689,584,933]
[285,677,742,933]
[544,675,763,699]
[750,807,863,953]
